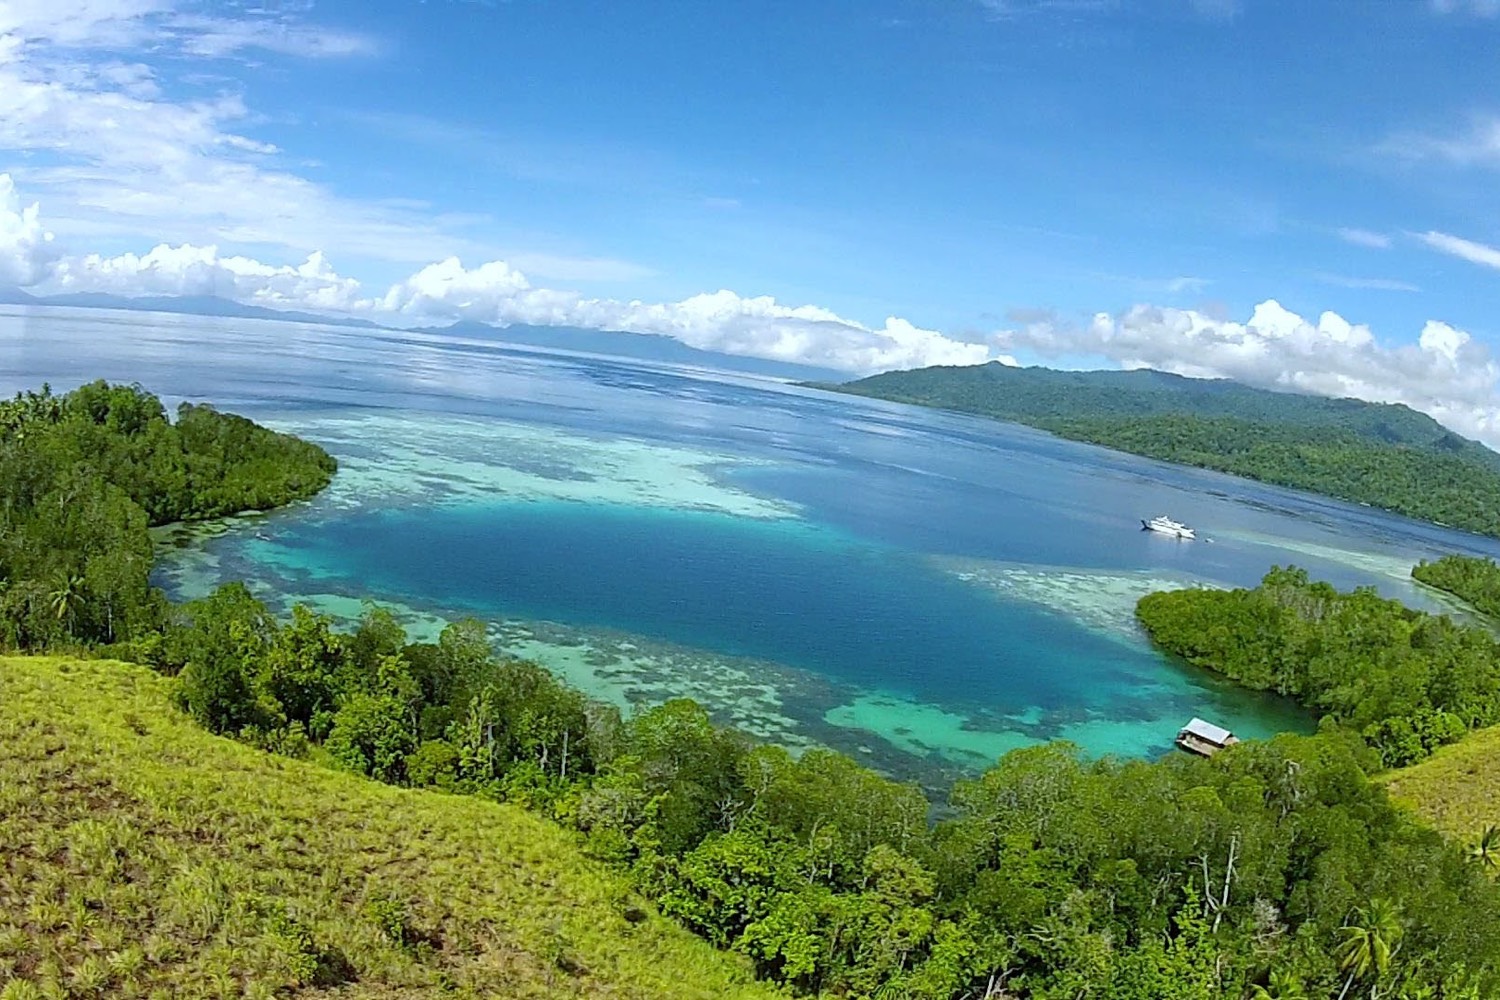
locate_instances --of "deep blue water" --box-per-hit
[8,304,1500,782]
[284,502,1138,710]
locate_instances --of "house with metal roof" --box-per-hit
[1176,717,1239,757]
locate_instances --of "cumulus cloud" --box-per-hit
[364,258,997,372]
[49,242,365,311]
[0,173,58,286]
[4,174,997,374]
[996,299,1500,446]
[1417,230,1500,272]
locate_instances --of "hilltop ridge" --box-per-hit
[822,362,1500,535]
[0,655,776,999]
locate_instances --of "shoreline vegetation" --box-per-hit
[816,363,1500,538]
[5,380,1500,998]
[1411,553,1500,620]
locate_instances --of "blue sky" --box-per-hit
[3,0,1500,436]
[232,0,1500,332]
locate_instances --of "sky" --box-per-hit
[4,0,1500,439]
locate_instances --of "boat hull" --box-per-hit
[1142,519,1195,539]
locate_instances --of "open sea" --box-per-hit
[8,304,1500,790]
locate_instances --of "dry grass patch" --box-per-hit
[0,656,779,1000]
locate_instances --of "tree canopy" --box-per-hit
[0,380,336,649]
[1137,566,1500,768]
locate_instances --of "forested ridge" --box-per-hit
[5,380,1500,998]
[823,363,1500,536]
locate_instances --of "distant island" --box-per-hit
[818,362,1500,538]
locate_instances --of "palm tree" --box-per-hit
[1335,899,1402,1000]
[48,572,85,635]
[1252,970,1308,1000]
[1467,825,1500,871]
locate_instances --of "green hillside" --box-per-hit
[1385,725,1500,845]
[0,655,775,1000]
[822,364,1500,536]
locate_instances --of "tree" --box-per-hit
[1335,899,1403,1000]
[325,692,417,784]
[1252,970,1309,1000]
[1468,825,1500,871]
[48,572,84,635]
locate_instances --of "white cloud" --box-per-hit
[1430,0,1500,15]
[0,0,484,267]
[1416,230,1500,271]
[48,242,366,312]
[1381,115,1500,168]
[0,173,58,286]
[165,16,381,60]
[1164,276,1209,294]
[996,299,1500,447]
[365,258,996,372]
[5,174,997,374]
[1338,227,1392,250]
[1312,273,1420,293]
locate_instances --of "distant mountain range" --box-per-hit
[822,361,1500,537]
[0,289,385,329]
[417,320,846,382]
[0,291,846,382]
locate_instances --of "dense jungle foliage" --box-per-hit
[5,379,1500,998]
[825,364,1500,537]
[0,381,335,648]
[1412,554,1500,619]
[1136,567,1500,769]
[134,595,1500,998]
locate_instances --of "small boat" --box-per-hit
[1142,514,1195,539]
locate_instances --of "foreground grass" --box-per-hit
[0,656,779,1000]
[1384,723,1500,841]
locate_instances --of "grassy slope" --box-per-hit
[1383,725,1500,841]
[0,656,778,1000]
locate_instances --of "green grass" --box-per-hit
[1384,724,1500,841]
[0,656,780,1000]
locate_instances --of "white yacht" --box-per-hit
[1142,515,1195,539]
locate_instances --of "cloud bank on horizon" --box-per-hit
[3,1,1500,445]
[7,171,1499,448]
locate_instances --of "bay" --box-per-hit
[8,303,1498,789]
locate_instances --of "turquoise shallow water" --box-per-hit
[9,305,1500,786]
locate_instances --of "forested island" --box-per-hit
[1137,567,1500,768]
[4,381,1500,998]
[820,364,1500,537]
[1412,553,1500,619]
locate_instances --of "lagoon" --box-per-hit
[7,304,1500,788]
